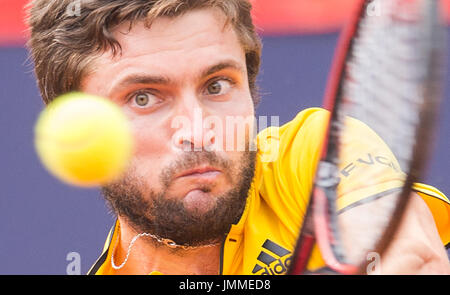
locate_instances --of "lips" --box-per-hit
[176,166,222,179]
[168,166,225,198]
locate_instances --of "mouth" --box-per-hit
[175,166,222,179]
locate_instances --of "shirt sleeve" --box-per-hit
[412,183,450,246]
[257,107,450,261]
[332,115,450,248]
[335,115,407,212]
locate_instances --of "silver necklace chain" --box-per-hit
[111,231,220,270]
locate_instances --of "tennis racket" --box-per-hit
[288,0,446,275]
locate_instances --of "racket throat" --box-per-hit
[288,209,316,274]
[313,187,359,275]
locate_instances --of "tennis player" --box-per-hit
[27,0,450,274]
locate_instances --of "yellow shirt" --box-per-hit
[88,108,450,275]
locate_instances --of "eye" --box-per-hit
[204,79,233,96]
[135,93,149,106]
[129,91,161,108]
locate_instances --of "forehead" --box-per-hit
[84,7,246,93]
[113,7,238,57]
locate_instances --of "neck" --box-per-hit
[111,218,222,275]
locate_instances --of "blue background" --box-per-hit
[0,31,448,274]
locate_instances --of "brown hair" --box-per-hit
[26,0,262,105]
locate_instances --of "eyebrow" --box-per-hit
[108,60,245,96]
[109,74,171,97]
[201,60,244,78]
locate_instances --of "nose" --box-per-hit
[170,98,216,152]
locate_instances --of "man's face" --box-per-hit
[82,8,256,246]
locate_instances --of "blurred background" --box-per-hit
[0,0,449,274]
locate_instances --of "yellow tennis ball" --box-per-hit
[34,92,133,187]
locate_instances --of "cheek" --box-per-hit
[218,102,255,153]
[132,125,161,156]
[133,129,164,156]
[126,116,173,179]
[125,111,171,155]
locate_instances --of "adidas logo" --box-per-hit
[252,239,292,275]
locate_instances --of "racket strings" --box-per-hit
[327,0,440,265]
[339,0,431,172]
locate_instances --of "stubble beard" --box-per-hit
[101,150,257,247]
